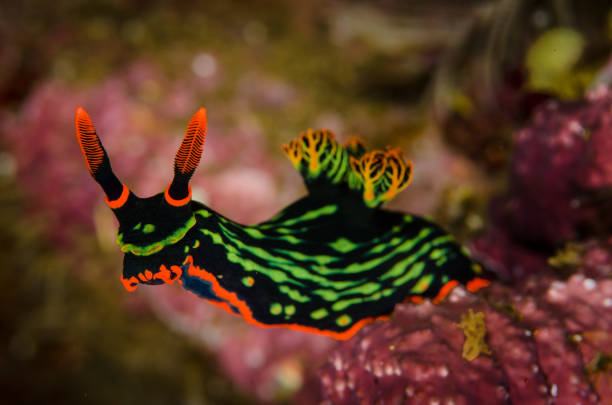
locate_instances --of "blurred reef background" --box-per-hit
[1,0,612,404]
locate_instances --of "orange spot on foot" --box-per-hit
[410,296,424,304]
[466,278,490,293]
[121,275,138,292]
[433,280,459,304]
[170,265,183,279]
[153,265,175,284]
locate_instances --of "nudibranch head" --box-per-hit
[75,107,207,290]
[113,192,196,257]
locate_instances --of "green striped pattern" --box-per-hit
[188,197,477,332]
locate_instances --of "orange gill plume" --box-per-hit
[350,150,387,202]
[380,147,413,201]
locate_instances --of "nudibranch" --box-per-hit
[75,106,489,340]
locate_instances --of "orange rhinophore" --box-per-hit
[75,106,105,176]
[175,108,207,176]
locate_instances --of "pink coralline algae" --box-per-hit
[471,85,612,282]
[494,85,612,247]
[315,268,612,405]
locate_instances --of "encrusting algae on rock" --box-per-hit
[457,308,491,361]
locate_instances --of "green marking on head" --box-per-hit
[132,223,142,230]
[311,308,328,320]
[117,215,196,256]
[329,237,358,253]
[184,245,189,254]
[336,314,352,327]
[270,303,283,315]
[442,275,449,283]
[410,274,434,294]
[143,224,155,234]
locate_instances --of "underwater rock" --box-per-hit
[470,86,612,282]
[497,85,612,247]
[315,267,611,405]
